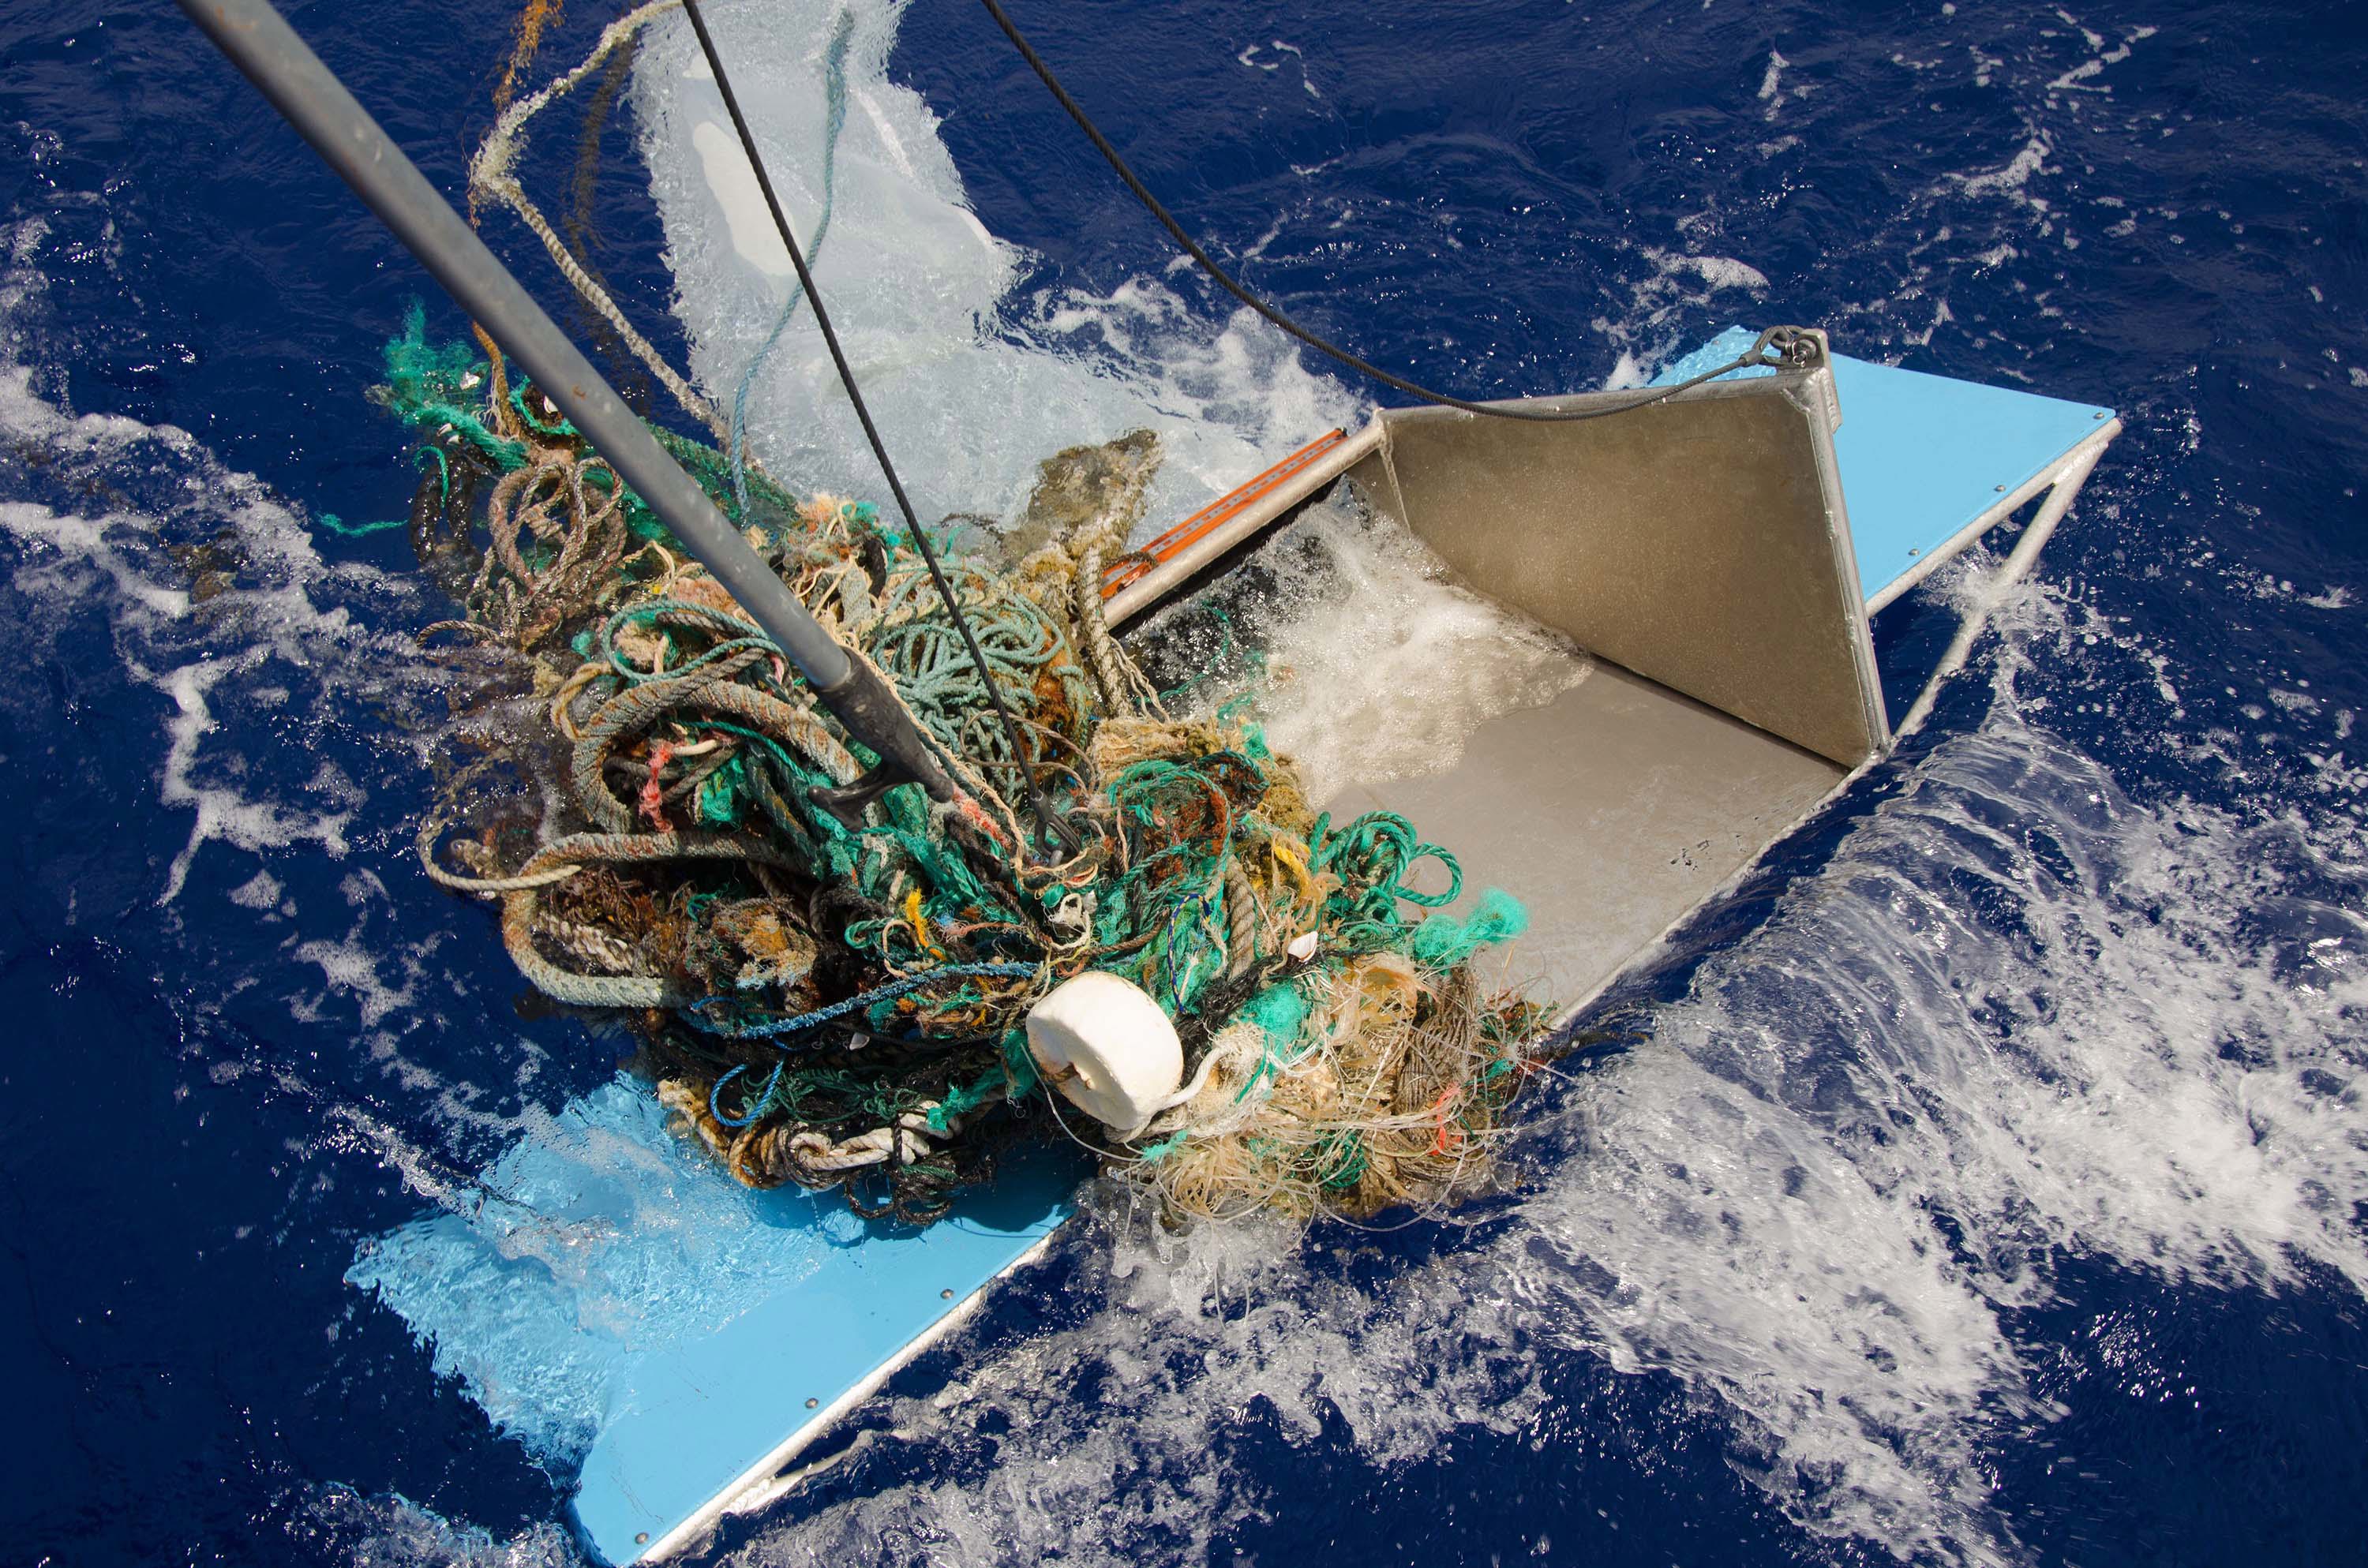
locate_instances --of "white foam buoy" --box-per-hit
[1025,971,1183,1133]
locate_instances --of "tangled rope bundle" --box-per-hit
[389,320,1561,1224]
[388,3,1563,1226]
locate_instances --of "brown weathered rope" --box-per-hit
[498,829,806,1009]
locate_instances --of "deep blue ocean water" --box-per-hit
[2,1,2366,1564]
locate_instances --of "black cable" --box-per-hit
[976,0,1800,421]
[681,0,1079,859]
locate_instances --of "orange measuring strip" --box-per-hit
[1100,427,1348,597]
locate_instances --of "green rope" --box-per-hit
[314,512,409,537]
[379,292,1548,1224]
[728,8,856,515]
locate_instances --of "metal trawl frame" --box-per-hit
[1893,422,2121,734]
[1103,421,1385,626]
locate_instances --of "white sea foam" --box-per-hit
[1139,484,1592,803]
[1759,47,1792,117]
[289,1486,575,1568]
[1954,135,2054,197]
[627,0,1361,537]
[1594,245,1774,386]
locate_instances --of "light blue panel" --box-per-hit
[1654,327,2115,606]
[1650,324,1777,388]
[348,1077,1074,1565]
[571,1147,1071,1562]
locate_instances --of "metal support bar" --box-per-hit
[1866,417,2122,616]
[176,0,955,803]
[1103,420,1385,628]
[1894,426,2116,738]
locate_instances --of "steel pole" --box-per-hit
[176,0,954,803]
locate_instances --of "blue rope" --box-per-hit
[729,9,856,517]
[690,959,1040,1041]
[709,1060,787,1127]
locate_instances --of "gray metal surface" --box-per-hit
[1360,375,1887,768]
[1325,658,1844,1008]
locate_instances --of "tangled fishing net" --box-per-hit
[386,0,1564,1226]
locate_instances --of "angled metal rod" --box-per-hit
[175,0,956,804]
[1894,430,2115,739]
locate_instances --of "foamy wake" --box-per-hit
[665,554,2361,1568]
[1135,483,1593,802]
[628,0,1362,533]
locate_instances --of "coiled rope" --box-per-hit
[396,2,1575,1226]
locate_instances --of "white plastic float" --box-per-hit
[1024,970,1186,1133]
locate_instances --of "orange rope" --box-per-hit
[493,0,566,116]
[1427,1085,1465,1157]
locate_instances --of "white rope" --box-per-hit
[788,1110,942,1171]
[469,0,728,438]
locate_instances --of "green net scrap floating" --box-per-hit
[386,319,1560,1226]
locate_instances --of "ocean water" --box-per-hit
[2,2,2365,1565]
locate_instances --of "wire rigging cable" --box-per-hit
[974,0,1798,421]
[679,0,1078,858]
